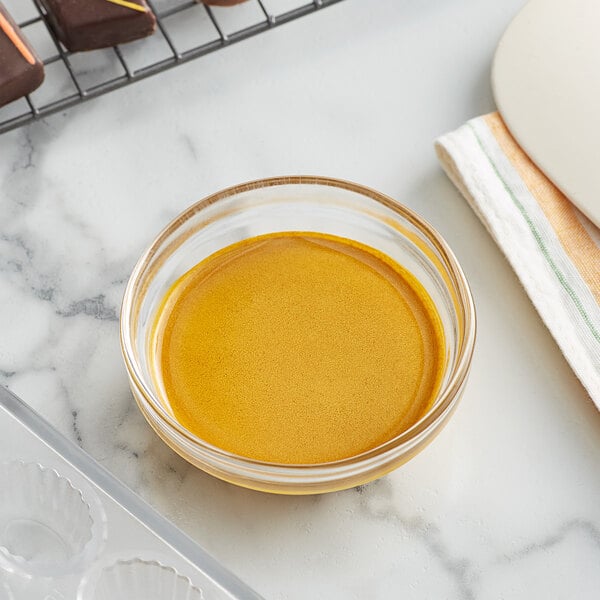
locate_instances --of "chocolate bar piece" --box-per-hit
[40,0,156,52]
[0,3,44,108]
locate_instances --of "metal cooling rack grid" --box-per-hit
[0,0,344,135]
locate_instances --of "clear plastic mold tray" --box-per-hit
[0,386,262,600]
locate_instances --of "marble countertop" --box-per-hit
[1,0,600,598]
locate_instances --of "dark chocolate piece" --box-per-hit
[0,3,45,108]
[40,0,156,52]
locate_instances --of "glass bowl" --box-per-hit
[120,176,476,494]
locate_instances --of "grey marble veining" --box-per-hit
[1,0,600,598]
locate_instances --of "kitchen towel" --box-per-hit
[435,112,600,405]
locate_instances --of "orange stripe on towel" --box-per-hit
[485,112,600,304]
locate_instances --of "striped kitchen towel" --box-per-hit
[435,112,600,405]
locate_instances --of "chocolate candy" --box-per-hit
[0,3,45,108]
[40,0,157,52]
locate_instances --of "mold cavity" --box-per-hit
[2,518,70,564]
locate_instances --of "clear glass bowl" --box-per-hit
[120,176,476,494]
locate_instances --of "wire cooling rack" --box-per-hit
[0,0,344,135]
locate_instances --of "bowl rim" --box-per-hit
[120,175,476,473]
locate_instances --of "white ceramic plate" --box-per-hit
[492,0,600,228]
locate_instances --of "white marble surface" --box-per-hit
[1,0,600,598]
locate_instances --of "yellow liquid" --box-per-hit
[150,232,445,464]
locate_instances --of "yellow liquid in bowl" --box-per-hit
[150,232,445,464]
